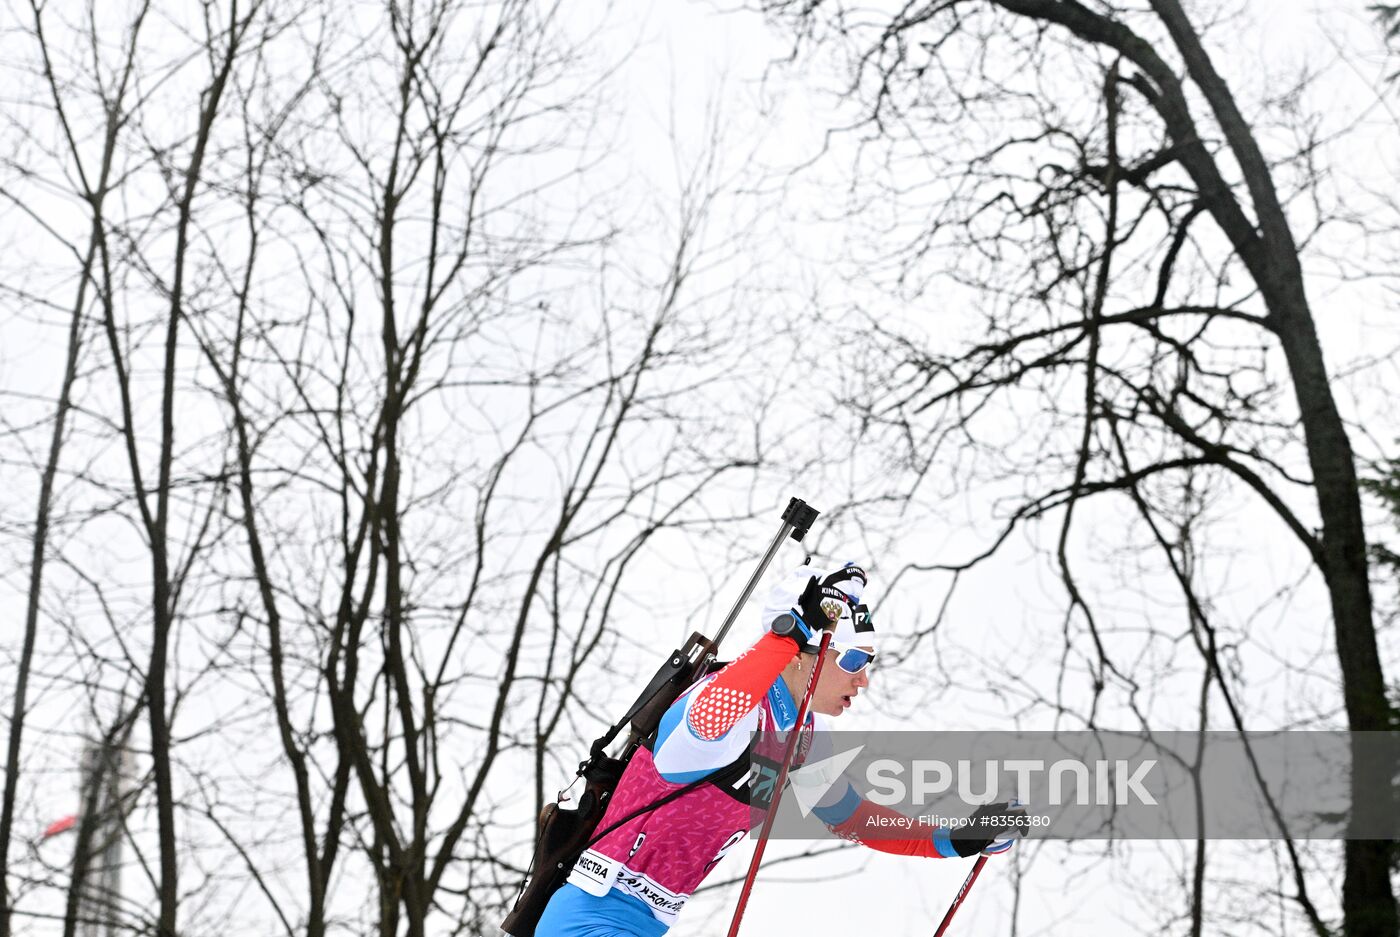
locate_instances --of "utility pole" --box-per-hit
[74,733,127,937]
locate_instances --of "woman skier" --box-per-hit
[534,562,1023,936]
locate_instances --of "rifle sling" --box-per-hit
[581,747,752,853]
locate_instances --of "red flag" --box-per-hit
[42,815,77,839]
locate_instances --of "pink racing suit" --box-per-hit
[563,633,803,927]
[546,631,958,934]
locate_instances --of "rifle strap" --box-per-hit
[581,747,752,852]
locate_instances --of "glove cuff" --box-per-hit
[931,826,960,858]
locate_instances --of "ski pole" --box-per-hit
[931,854,988,937]
[724,629,833,937]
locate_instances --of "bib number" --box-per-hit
[704,829,746,874]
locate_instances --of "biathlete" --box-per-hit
[535,562,1023,936]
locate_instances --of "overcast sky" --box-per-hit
[606,1,1399,934]
[3,0,1397,935]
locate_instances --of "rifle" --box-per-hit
[499,497,820,937]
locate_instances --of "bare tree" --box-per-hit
[88,5,265,934]
[0,3,149,935]
[0,1,804,934]
[762,1,1397,935]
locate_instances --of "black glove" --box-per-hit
[949,801,1028,857]
[792,576,851,649]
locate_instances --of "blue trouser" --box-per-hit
[535,883,669,937]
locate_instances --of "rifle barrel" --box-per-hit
[711,498,816,650]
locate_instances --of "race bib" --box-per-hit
[566,848,620,896]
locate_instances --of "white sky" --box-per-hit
[2,0,1397,935]
[597,1,1399,935]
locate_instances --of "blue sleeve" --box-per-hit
[655,692,693,747]
[811,781,863,826]
[931,827,959,858]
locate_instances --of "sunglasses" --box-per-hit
[830,642,876,674]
